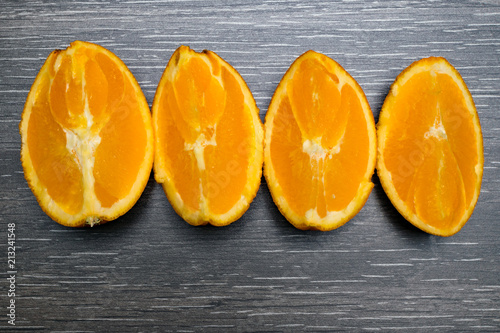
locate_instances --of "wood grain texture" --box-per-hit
[1,0,499,331]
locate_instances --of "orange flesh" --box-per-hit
[28,70,84,215]
[27,45,147,213]
[156,53,252,215]
[382,71,478,230]
[270,58,370,218]
[93,78,147,208]
[159,81,202,211]
[204,67,251,214]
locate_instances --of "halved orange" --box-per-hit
[377,57,483,236]
[264,51,377,231]
[20,41,154,227]
[152,46,264,226]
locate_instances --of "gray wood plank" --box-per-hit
[1,0,499,331]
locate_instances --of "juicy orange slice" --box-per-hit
[377,57,484,236]
[152,46,264,226]
[264,51,377,231]
[20,41,154,227]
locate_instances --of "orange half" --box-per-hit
[152,46,264,226]
[20,41,154,227]
[377,57,484,236]
[264,51,377,231]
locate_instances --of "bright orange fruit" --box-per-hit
[152,46,264,226]
[20,41,154,227]
[264,51,377,231]
[377,57,484,236]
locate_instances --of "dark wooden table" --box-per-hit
[1,1,499,332]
